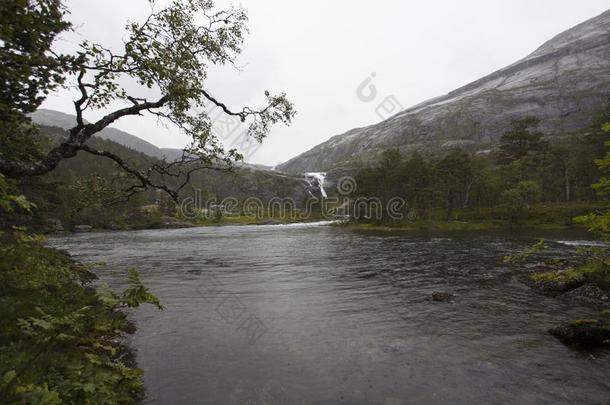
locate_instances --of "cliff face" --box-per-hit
[278,10,610,174]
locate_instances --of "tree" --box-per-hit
[376,149,404,202]
[0,0,295,201]
[0,0,74,164]
[402,152,434,217]
[500,180,542,223]
[0,174,35,229]
[352,149,408,221]
[435,149,475,219]
[498,117,547,163]
[576,121,610,237]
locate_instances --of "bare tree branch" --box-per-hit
[80,144,232,203]
[80,144,180,201]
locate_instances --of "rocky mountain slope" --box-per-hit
[278,10,610,174]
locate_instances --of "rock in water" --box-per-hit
[431,292,454,302]
[549,320,610,348]
[526,268,584,295]
[561,284,610,309]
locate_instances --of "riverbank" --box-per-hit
[0,238,161,403]
[333,201,608,232]
[52,214,333,233]
[517,257,610,347]
[334,220,582,233]
[49,217,584,235]
[43,201,609,233]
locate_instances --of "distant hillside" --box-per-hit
[32,123,315,206]
[31,109,273,172]
[278,9,610,174]
[31,109,184,161]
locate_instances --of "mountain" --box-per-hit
[31,109,184,161]
[278,10,610,174]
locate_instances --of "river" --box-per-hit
[48,224,610,404]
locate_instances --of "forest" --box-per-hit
[353,113,610,226]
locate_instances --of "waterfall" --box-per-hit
[305,172,327,198]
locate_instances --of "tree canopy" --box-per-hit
[352,113,609,224]
[0,0,74,164]
[0,0,295,201]
[498,117,547,162]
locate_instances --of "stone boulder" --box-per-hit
[561,284,610,309]
[526,268,584,295]
[549,319,610,348]
[431,292,454,302]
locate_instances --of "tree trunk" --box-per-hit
[446,191,454,220]
[564,162,571,202]
[462,178,476,209]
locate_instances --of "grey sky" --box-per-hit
[42,0,610,166]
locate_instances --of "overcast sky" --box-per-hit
[42,0,609,166]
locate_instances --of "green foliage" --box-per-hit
[64,0,293,174]
[13,125,315,231]
[528,261,610,290]
[15,129,169,230]
[500,180,542,224]
[435,149,477,219]
[0,0,74,165]
[574,121,610,239]
[503,239,547,263]
[121,269,164,310]
[0,174,35,214]
[0,173,161,402]
[0,175,38,238]
[498,117,547,162]
[0,239,162,404]
[0,0,295,217]
[213,205,224,222]
[1,165,163,405]
[504,120,610,295]
[529,267,584,286]
[353,115,610,225]
[591,144,610,198]
[0,0,73,114]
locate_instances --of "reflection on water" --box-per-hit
[49,226,610,405]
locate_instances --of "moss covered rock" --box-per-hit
[528,268,585,294]
[431,292,454,302]
[561,283,610,309]
[549,319,610,348]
